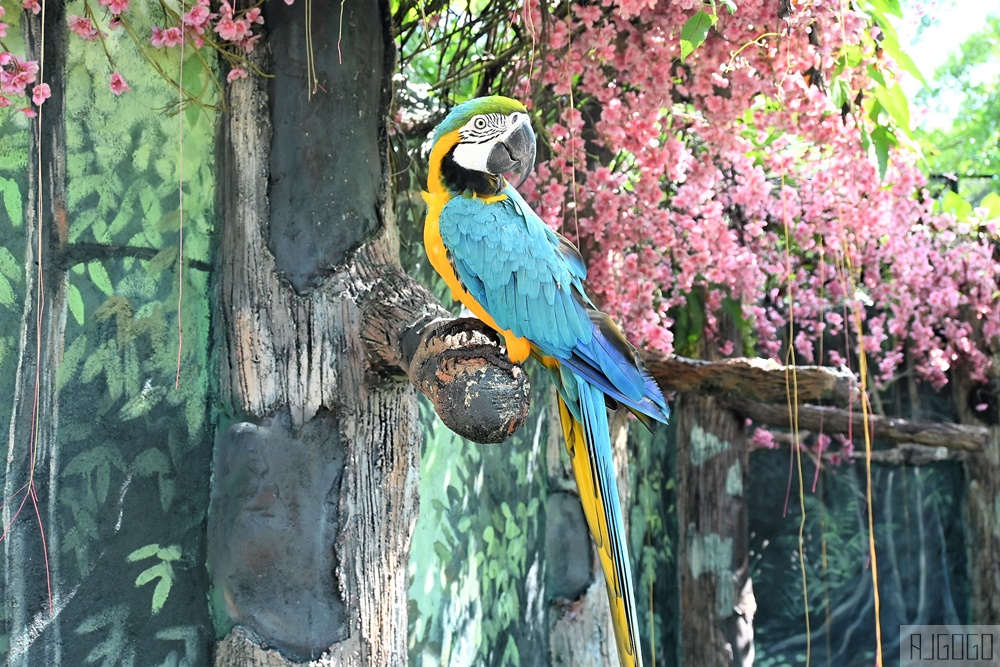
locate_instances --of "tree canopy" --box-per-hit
[916,12,1000,204]
[2,0,996,392]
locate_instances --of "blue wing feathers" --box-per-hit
[439,184,669,426]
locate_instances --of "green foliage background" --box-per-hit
[1,9,216,663]
[916,13,1000,203]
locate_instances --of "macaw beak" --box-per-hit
[487,120,536,189]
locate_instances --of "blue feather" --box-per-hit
[577,377,642,661]
[439,183,669,425]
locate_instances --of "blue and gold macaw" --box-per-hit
[423,95,669,667]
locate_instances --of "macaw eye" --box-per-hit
[473,117,488,130]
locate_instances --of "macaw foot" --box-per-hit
[502,331,531,364]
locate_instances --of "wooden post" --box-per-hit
[210,2,419,663]
[675,394,753,666]
[209,2,529,664]
[966,426,1000,624]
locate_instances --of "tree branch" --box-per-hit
[760,430,970,464]
[53,241,213,272]
[360,270,530,444]
[724,396,988,453]
[648,354,985,456]
[645,353,858,405]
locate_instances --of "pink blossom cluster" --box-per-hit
[149,0,263,53]
[515,0,999,391]
[2,0,280,114]
[0,37,44,117]
[2,1,130,112]
[147,0,267,78]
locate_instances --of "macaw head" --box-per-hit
[432,95,536,191]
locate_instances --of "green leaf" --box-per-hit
[941,190,973,221]
[158,474,176,512]
[870,125,894,181]
[186,398,206,440]
[67,283,85,325]
[873,83,912,138]
[830,78,850,111]
[88,261,114,296]
[978,192,1000,220]
[0,246,21,282]
[680,10,716,60]
[839,45,863,70]
[128,543,163,562]
[157,544,182,561]
[879,33,928,88]
[133,448,171,475]
[56,334,88,392]
[157,210,181,233]
[152,575,172,614]
[865,0,902,19]
[145,246,179,275]
[119,385,167,420]
[134,561,174,614]
[96,461,111,505]
[0,177,23,227]
[867,64,886,87]
[0,274,15,307]
[501,635,519,666]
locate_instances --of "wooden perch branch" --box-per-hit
[724,396,988,453]
[763,430,970,464]
[859,444,969,465]
[360,270,530,444]
[645,353,857,405]
[649,354,986,457]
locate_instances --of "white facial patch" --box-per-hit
[452,112,527,173]
[451,140,492,172]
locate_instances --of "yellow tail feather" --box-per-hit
[556,394,640,667]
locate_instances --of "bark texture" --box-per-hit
[958,367,1000,626]
[966,427,1000,624]
[726,397,988,452]
[211,2,419,664]
[675,394,753,667]
[210,2,531,663]
[647,354,856,404]
[359,279,531,445]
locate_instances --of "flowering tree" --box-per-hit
[508,0,998,395]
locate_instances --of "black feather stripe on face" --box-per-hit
[460,113,507,143]
[441,146,504,197]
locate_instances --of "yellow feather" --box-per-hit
[555,393,639,667]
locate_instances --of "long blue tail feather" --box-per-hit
[576,376,644,667]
